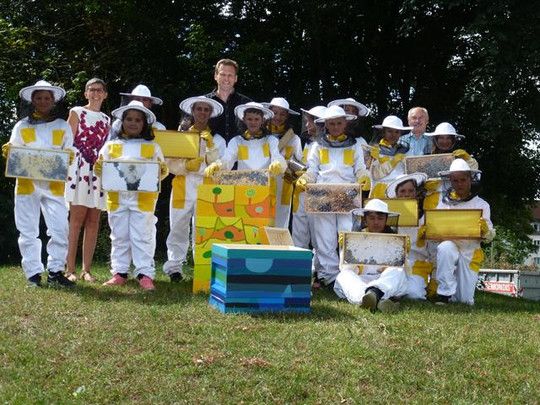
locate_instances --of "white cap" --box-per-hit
[119,84,163,105]
[234,102,274,120]
[19,80,66,102]
[373,115,413,131]
[327,97,369,117]
[438,158,481,177]
[263,97,300,115]
[385,173,428,198]
[179,96,223,118]
[353,199,399,216]
[112,100,156,124]
[314,105,357,123]
[300,106,327,118]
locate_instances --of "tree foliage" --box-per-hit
[0,0,538,263]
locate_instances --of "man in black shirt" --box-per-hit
[206,59,251,142]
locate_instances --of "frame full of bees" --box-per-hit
[304,183,362,214]
[5,146,70,182]
[404,153,453,178]
[213,169,270,186]
[340,232,408,267]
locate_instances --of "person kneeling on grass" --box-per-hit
[333,199,410,313]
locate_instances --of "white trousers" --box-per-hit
[312,213,352,284]
[436,241,479,305]
[14,185,68,279]
[274,176,292,228]
[292,192,321,274]
[334,267,409,305]
[163,198,195,275]
[108,205,157,279]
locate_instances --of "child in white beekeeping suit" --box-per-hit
[423,122,479,210]
[422,158,495,305]
[295,105,370,287]
[2,80,75,288]
[204,101,286,183]
[110,84,166,138]
[95,101,168,291]
[327,97,370,144]
[334,199,410,313]
[292,106,326,288]
[385,173,432,300]
[163,96,226,282]
[263,97,302,228]
[368,115,412,198]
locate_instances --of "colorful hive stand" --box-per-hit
[193,183,275,292]
[209,244,313,313]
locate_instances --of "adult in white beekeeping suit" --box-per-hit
[2,80,75,287]
[163,96,226,282]
[296,105,370,286]
[426,158,495,305]
[263,97,302,228]
[334,199,409,313]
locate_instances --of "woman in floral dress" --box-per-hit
[65,78,110,282]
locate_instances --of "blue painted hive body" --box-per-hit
[209,244,313,313]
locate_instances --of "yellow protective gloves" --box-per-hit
[390,153,406,168]
[452,149,471,161]
[204,161,222,177]
[370,147,380,160]
[160,160,169,180]
[185,157,204,172]
[357,174,371,191]
[417,225,427,248]
[268,161,283,176]
[295,176,309,192]
[2,143,11,159]
[93,156,103,176]
[200,130,214,148]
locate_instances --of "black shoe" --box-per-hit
[47,271,76,288]
[362,287,384,312]
[169,272,183,283]
[434,294,450,305]
[27,273,42,288]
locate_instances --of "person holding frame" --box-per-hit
[333,199,409,313]
[2,80,75,288]
[65,78,110,283]
[420,159,494,305]
[163,96,226,282]
[95,101,168,291]
[295,105,370,287]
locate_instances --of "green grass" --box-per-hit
[1,264,539,404]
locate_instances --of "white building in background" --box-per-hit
[524,201,540,268]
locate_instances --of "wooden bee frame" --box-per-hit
[213,170,269,186]
[154,130,200,159]
[5,145,70,182]
[340,232,408,267]
[404,153,453,179]
[304,183,362,214]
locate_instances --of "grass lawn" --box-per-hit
[1,264,539,404]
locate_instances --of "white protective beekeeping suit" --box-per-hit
[434,195,493,305]
[163,129,226,275]
[303,140,368,284]
[99,138,165,280]
[221,134,286,171]
[9,117,74,279]
[273,129,303,228]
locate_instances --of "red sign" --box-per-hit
[483,281,518,297]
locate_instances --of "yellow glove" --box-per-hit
[425,179,441,191]
[453,149,471,161]
[338,232,344,248]
[2,142,10,159]
[357,175,371,191]
[200,130,214,148]
[295,177,308,192]
[160,160,169,180]
[94,156,103,176]
[268,161,283,176]
[417,225,427,248]
[405,235,411,253]
[480,218,489,238]
[390,153,405,168]
[370,147,380,160]
[204,161,222,177]
[68,149,75,165]
[185,157,204,172]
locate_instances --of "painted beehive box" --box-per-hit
[193,183,275,293]
[209,244,312,313]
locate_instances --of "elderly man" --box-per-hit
[206,59,251,142]
[401,106,431,156]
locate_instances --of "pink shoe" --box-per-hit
[138,275,155,291]
[103,273,127,286]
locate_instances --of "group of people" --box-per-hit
[4,58,494,309]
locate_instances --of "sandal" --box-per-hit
[66,272,78,282]
[80,272,97,283]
